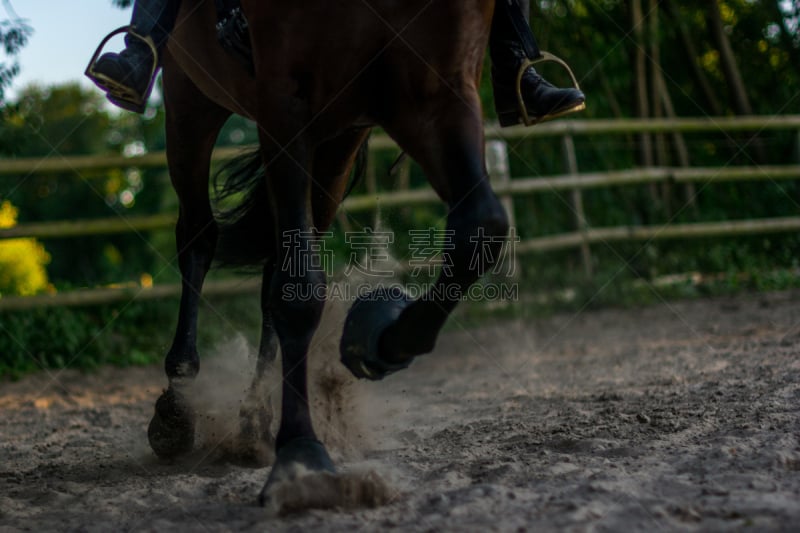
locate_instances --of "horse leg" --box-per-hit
[237,258,278,464]
[251,120,338,503]
[147,63,231,458]
[237,128,369,467]
[341,93,509,379]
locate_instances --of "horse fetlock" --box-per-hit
[164,349,199,380]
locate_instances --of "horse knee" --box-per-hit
[269,270,326,342]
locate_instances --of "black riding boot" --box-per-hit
[490,0,585,127]
[87,0,180,113]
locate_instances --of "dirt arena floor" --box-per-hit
[2,290,799,531]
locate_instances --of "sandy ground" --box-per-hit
[1,290,800,532]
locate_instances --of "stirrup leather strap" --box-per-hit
[85,26,159,111]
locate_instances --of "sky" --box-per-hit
[5,0,132,100]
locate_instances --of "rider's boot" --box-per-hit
[87,0,180,113]
[490,0,585,127]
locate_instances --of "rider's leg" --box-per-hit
[88,0,180,113]
[490,0,585,127]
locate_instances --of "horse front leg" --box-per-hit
[255,140,334,505]
[341,94,509,379]
[148,65,231,459]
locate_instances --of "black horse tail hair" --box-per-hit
[343,137,369,200]
[213,148,272,268]
[212,137,369,268]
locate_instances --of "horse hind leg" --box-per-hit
[147,65,231,459]
[236,258,279,466]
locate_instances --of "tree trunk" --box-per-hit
[649,0,672,214]
[631,0,653,167]
[562,1,625,119]
[662,0,723,116]
[658,74,698,214]
[631,0,659,209]
[706,0,767,163]
[706,0,752,115]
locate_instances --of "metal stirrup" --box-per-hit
[85,26,159,112]
[515,52,586,126]
[503,0,585,126]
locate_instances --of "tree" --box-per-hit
[6,83,172,286]
[0,0,31,103]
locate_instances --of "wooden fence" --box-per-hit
[1,116,799,311]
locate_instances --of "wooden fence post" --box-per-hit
[486,140,516,229]
[562,134,594,278]
[486,140,519,279]
[796,128,800,163]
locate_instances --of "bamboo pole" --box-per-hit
[561,134,593,277]
[485,140,516,229]
[5,165,800,240]
[517,216,800,253]
[0,214,176,240]
[3,117,800,177]
[0,278,261,312]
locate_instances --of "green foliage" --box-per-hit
[0,293,262,380]
[4,83,173,287]
[0,200,51,296]
[0,4,32,103]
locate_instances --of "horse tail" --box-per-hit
[213,148,272,268]
[213,137,369,267]
[343,137,369,199]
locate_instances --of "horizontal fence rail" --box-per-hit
[1,115,799,311]
[3,165,799,240]
[0,278,262,313]
[2,115,799,176]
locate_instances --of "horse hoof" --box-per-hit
[339,286,413,380]
[258,437,335,506]
[147,386,195,459]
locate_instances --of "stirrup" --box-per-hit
[85,26,159,113]
[515,51,587,126]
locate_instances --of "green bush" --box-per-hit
[0,200,51,297]
[0,293,262,380]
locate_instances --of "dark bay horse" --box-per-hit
[154,0,508,503]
